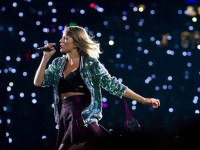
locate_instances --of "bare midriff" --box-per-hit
[60,92,85,100]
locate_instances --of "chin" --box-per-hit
[60,49,65,53]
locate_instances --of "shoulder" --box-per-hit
[83,56,100,67]
[52,55,66,64]
[83,56,107,73]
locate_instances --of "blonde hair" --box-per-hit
[64,26,102,59]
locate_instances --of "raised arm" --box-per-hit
[33,43,56,86]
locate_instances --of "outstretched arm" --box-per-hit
[123,88,160,108]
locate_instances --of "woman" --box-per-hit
[34,25,160,150]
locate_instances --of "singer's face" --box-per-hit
[59,34,75,53]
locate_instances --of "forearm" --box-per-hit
[33,56,49,86]
[123,88,146,104]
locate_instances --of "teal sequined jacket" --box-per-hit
[41,55,128,127]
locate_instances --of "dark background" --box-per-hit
[1,0,200,149]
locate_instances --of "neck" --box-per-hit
[66,50,80,65]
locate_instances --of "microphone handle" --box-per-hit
[35,43,57,52]
[35,47,52,52]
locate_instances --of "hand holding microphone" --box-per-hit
[35,43,57,59]
[35,43,57,52]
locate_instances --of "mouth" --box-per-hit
[60,44,64,49]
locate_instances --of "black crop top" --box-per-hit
[58,67,90,95]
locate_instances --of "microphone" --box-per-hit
[35,43,57,52]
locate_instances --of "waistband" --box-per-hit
[61,95,86,104]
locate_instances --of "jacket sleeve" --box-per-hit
[92,59,128,98]
[41,59,57,87]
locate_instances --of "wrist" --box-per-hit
[42,55,50,62]
[141,97,146,104]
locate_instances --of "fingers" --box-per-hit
[45,43,55,49]
[44,43,56,52]
[152,99,160,108]
[157,99,160,106]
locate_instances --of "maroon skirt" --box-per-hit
[55,95,111,150]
